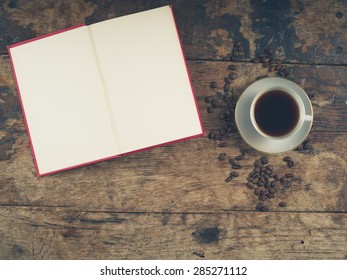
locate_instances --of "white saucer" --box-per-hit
[235,77,313,154]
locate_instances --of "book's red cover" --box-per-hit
[7,7,204,176]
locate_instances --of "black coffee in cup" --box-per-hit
[254,90,300,137]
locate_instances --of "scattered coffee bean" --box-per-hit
[219,153,227,161]
[268,188,276,194]
[228,64,237,70]
[225,77,232,84]
[254,188,261,196]
[265,182,271,188]
[230,171,240,177]
[210,81,217,89]
[211,100,219,108]
[266,193,275,198]
[246,182,255,189]
[280,177,286,183]
[218,142,228,148]
[285,173,295,178]
[271,181,278,188]
[266,165,273,171]
[279,202,287,207]
[260,156,269,165]
[255,202,268,211]
[225,176,233,182]
[235,155,244,160]
[287,160,294,168]
[208,132,215,139]
[229,72,237,80]
[205,96,213,103]
[232,164,241,169]
[336,11,343,18]
[283,156,291,162]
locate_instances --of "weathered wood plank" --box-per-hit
[1,57,346,213]
[1,56,346,132]
[0,207,346,259]
[1,128,346,212]
[1,0,346,64]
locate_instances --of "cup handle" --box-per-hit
[304,115,313,121]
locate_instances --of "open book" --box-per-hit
[8,6,203,176]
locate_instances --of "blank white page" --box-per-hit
[9,26,117,175]
[89,6,203,154]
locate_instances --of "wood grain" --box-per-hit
[0,0,346,260]
[0,207,346,259]
[1,0,346,64]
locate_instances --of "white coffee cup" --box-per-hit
[235,77,313,154]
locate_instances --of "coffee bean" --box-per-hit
[254,159,261,167]
[259,195,267,201]
[285,173,295,178]
[208,132,215,139]
[207,107,214,114]
[264,174,270,180]
[219,153,227,161]
[232,164,241,169]
[218,142,228,148]
[252,177,259,184]
[283,156,291,162]
[260,189,269,195]
[228,64,237,70]
[287,160,294,168]
[268,188,276,194]
[265,182,271,188]
[210,81,217,89]
[235,155,244,160]
[255,202,268,211]
[205,96,213,103]
[220,135,226,141]
[225,176,232,182]
[336,46,343,54]
[266,165,273,171]
[224,84,232,92]
[336,12,343,18]
[254,188,261,196]
[249,171,256,178]
[211,100,219,108]
[266,193,275,198]
[229,72,237,80]
[280,177,286,183]
[225,77,232,84]
[254,167,260,173]
[213,134,220,140]
[279,202,287,207]
[273,174,280,181]
[271,181,278,188]
[230,171,239,177]
[257,181,264,187]
[247,182,255,189]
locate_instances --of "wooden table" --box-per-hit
[0,0,346,259]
